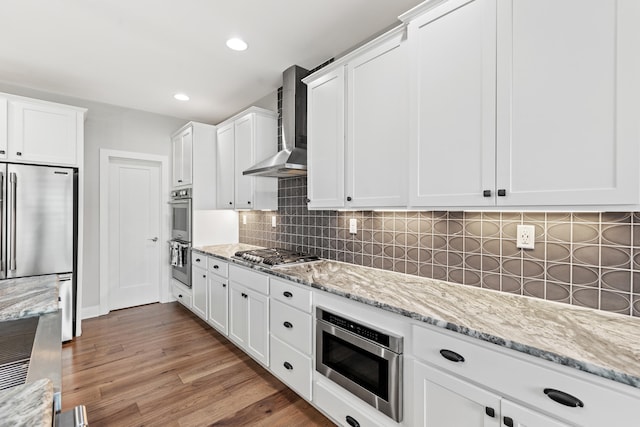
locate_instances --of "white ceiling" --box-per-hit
[0,0,424,124]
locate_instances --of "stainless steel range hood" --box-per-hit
[243,65,309,177]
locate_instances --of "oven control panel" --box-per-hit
[322,310,390,347]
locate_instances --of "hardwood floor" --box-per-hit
[62,302,335,426]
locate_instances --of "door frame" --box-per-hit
[99,149,170,316]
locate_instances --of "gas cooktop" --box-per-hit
[233,248,320,267]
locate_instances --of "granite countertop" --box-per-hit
[0,275,60,321]
[194,244,640,390]
[0,378,53,427]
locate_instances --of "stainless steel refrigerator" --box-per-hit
[0,163,76,341]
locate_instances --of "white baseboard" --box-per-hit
[81,305,102,319]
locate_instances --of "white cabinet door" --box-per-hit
[496,0,640,206]
[9,100,79,166]
[228,282,248,347]
[234,114,254,210]
[408,0,497,208]
[191,265,207,320]
[307,67,345,209]
[501,400,569,427]
[0,97,6,160]
[171,126,193,188]
[207,275,228,335]
[246,288,269,366]
[216,123,235,209]
[414,360,501,427]
[347,31,409,209]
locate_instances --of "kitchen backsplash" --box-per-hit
[239,176,640,317]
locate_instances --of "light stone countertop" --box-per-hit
[194,244,640,389]
[0,378,53,427]
[0,275,59,321]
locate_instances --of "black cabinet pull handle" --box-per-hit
[241,293,248,298]
[0,150,5,154]
[440,349,465,363]
[485,407,495,418]
[345,415,360,427]
[213,265,219,269]
[16,152,22,156]
[503,416,514,427]
[178,179,182,183]
[283,361,293,370]
[544,388,584,408]
[195,258,201,262]
[483,190,492,197]
[283,291,293,298]
[283,321,293,329]
[497,189,506,196]
[178,294,183,298]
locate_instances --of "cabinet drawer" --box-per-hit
[229,265,269,295]
[191,252,207,269]
[270,335,312,401]
[412,324,639,426]
[271,278,312,313]
[172,283,192,308]
[270,300,312,355]
[208,258,228,278]
[313,379,393,427]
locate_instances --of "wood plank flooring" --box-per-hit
[62,302,335,426]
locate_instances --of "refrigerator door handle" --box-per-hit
[8,172,16,271]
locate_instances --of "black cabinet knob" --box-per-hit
[346,196,352,201]
[345,415,360,427]
[283,321,293,329]
[305,198,310,203]
[247,201,251,204]
[16,152,22,156]
[241,293,248,299]
[178,179,182,183]
[483,190,492,197]
[283,361,293,370]
[543,388,584,408]
[222,284,226,288]
[0,150,5,155]
[202,274,206,278]
[485,407,495,418]
[283,291,293,298]
[229,201,233,205]
[497,189,507,197]
[213,265,219,269]
[440,349,465,363]
[503,417,514,427]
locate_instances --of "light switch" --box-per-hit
[242,215,247,225]
[349,218,357,234]
[272,215,277,228]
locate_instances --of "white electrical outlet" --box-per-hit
[242,215,247,225]
[271,215,277,228]
[516,224,535,249]
[349,218,357,234]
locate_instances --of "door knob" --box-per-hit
[148,237,158,242]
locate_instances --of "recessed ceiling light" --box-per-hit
[174,93,189,101]
[226,38,248,51]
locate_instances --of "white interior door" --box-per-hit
[108,157,161,310]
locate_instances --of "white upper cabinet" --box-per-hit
[402,0,640,209]
[347,31,409,208]
[6,97,85,166]
[306,67,346,209]
[172,126,193,188]
[495,0,640,207]
[215,107,278,210]
[306,28,409,210]
[216,122,235,209]
[406,0,497,208]
[171,122,217,209]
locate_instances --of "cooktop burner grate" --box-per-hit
[234,248,320,267]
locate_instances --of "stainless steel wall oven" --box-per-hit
[315,307,403,422]
[169,188,192,287]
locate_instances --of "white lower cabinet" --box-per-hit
[171,280,192,309]
[207,275,228,335]
[191,265,208,320]
[270,335,312,401]
[229,282,269,366]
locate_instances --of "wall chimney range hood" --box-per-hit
[243,65,309,177]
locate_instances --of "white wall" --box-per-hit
[0,82,187,310]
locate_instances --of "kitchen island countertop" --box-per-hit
[0,275,59,321]
[0,379,53,427]
[194,244,640,390]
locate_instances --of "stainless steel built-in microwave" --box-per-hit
[169,189,191,242]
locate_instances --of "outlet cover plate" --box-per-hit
[516,224,535,249]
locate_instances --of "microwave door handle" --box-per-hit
[8,172,16,272]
